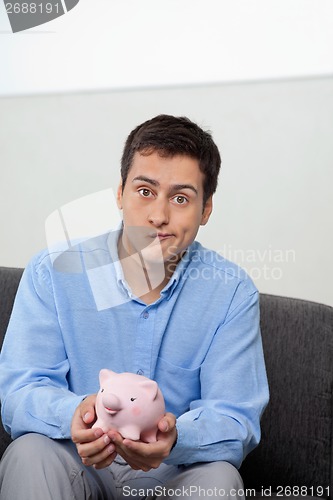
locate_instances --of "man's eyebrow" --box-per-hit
[170,184,198,196]
[132,176,160,187]
[132,176,198,195]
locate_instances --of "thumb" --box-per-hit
[158,412,176,433]
[83,410,95,424]
[80,395,97,424]
[158,417,169,433]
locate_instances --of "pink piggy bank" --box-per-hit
[93,369,165,442]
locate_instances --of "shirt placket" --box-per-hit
[133,305,156,378]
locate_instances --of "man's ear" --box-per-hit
[200,196,213,226]
[116,182,123,210]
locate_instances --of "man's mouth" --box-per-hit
[150,233,173,241]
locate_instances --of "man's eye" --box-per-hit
[173,195,188,205]
[138,188,152,197]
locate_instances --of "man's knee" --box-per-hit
[197,461,244,491]
[4,433,52,458]
[0,433,79,477]
[0,433,97,500]
[167,461,244,500]
[2,433,67,462]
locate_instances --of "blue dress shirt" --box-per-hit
[0,230,269,468]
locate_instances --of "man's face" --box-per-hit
[117,151,212,266]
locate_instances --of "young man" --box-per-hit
[0,115,269,499]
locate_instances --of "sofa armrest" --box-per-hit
[0,266,24,458]
[240,294,333,496]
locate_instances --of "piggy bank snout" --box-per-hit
[102,392,122,414]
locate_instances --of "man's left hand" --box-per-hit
[108,412,177,471]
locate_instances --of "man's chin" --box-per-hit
[140,247,165,267]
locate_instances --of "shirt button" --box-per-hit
[142,312,149,319]
[137,369,144,375]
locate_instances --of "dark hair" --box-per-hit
[120,114,221,206]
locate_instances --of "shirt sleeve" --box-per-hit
[0,255,84,440]
[164,285,269,468]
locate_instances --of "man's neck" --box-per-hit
[117,234,183,305]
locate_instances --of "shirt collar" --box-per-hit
[160,243,196,301]
[106,223,132,297]
[107,224,196,302]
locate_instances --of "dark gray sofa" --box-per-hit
[1,265,333,497]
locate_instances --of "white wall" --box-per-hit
[1,76,332,307]
[1,0,333,95]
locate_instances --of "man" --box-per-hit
[0,114,269,499]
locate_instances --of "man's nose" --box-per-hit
[147,198,169,227]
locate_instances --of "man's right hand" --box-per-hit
[71,394,117,469]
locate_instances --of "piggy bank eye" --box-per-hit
[101,388,104,392]
[130,397,137,402]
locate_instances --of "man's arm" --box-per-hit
[0,256,82,439]
[164,289,269,468]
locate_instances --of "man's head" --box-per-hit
[117,115,221,276]
[120,114,221,207]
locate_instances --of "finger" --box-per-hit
[93,451,118,470]
[108,432,166,470]
[122,439,160,456]
[82,409,95,425]
[158,412,176,433]
[107,437,153,470]
[79,395,97,425]
[121,440,166,469]
[72,427,103,445]
[82,441,117,467]
[77,432,112,459]
[115,448,153,471]
[71,395,98,443]
[107,433,151,459]
[108,430,124,447]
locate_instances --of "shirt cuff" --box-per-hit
[164,418,199,465]
[57,394,88,438]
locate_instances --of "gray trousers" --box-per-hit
[0,434,245,500]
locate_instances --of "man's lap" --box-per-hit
[0,433,244,499]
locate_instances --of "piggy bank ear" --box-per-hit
[140,379,159,400]
[99,369,115,385]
